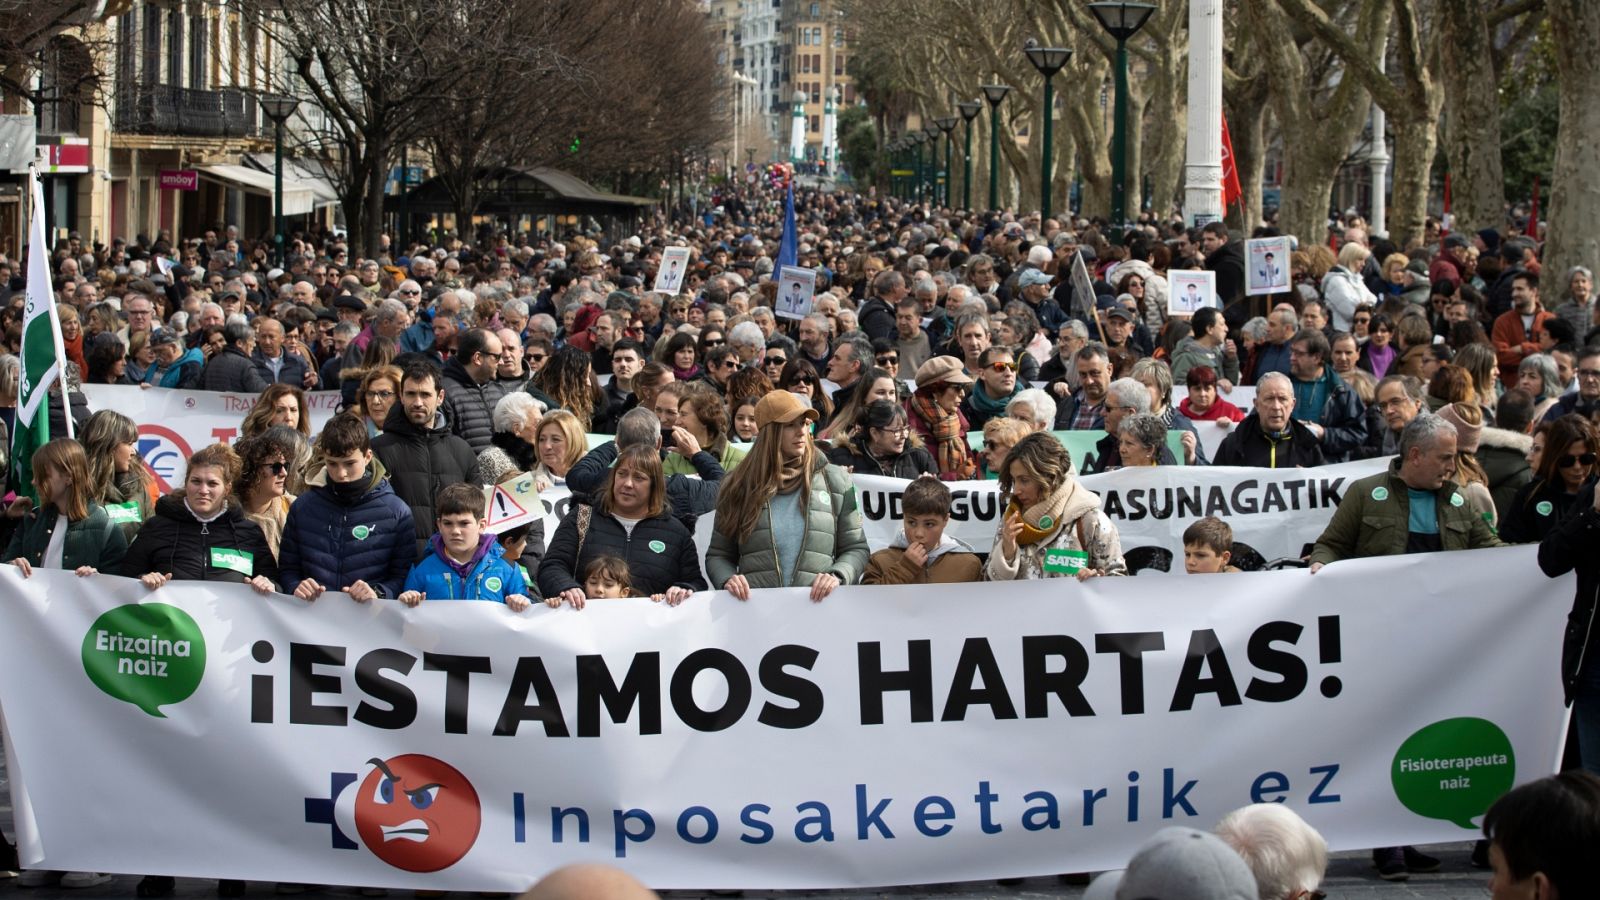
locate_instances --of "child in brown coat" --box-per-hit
[864,476,983,584]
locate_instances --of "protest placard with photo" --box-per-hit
[1169,269,1218,316]
[653,246,692,294]
[775,265,817,320]
[1245,235,1293,296]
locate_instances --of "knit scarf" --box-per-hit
[911,392,975,479]
[776,445,813,495]
[967,383,1013,419]
[1005,477,1076,545]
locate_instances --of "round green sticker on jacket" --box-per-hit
[649,540,666,553]
[1450,493,1464,508]
[1537,501,1554,517]
[485,577,502,593]
[1371,486,1389,501]
[352,524,371,540]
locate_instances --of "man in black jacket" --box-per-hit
[565,407,723,531]
[856,269,904,343]
[197,323,268,392]
[440,327,507,452]
[372,361,479,551]
[1213,372,1326,468]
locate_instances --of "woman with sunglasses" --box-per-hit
[233,430,300,558]
[1502,415,1600,544]
[777,359,832,425]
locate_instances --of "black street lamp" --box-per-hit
[923,122,941,206]
[935,116,958,208]
[259,94,301,267]
[911,131,927,204]
[980,83,1012,212]
[1088,1,1157,226]
[957,100,982,211]
[1023,44,1072,223]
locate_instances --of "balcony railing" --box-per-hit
[115,84,261,138]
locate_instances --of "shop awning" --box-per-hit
[243,154,341,209]
[196,164,316,216]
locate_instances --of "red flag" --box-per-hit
[1526,175,1539,238]
[1220,113,1243,210]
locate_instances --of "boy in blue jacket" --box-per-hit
[399,484,532,610]
[280,414,416,602]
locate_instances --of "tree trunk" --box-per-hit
[1387,106,1440,247]
[1124,88,1148,221]
[1276,150,1343,248]
[1069,99,1112,222]
[1223,76,1270,233]
[1053,128,1078,223]
[364,140,386,258]
[1144,55,1188,221]
[1437,0,1506,236]
[1544,0,1600,284]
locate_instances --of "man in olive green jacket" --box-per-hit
[1308,413,1501,880]
[1309,415,1502,568]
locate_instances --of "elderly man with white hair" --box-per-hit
[1090,377,1176,472]
[727,321,765,366]
[1213,803,1327,900]
[1005,387,1057,432]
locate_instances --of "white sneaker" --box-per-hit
[16,870,60,888]
[60,872,113,889]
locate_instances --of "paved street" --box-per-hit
[0,851,1496,899]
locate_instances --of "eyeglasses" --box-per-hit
[719,359,740,369]
[874,426,909,436]
[987,361,1017,372]
[1578,369,1600,379]
[1559,453,1598,468]
[765,356,788,367]
[262,461,288,475]
[876,355,899,365]
[794,376,817,386]
[399,288,421,296]
[526,353,547,363]
[365,390,395,401]
[705,339,727,347]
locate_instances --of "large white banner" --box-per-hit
[855,457,1388,567]
[0,552,1568,890]
[82,385,343,491]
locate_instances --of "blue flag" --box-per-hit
[776,181,797,271]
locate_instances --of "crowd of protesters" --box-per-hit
[0,187,1596,892]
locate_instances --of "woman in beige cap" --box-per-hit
[907,356,978,480]
[705,391,869,601]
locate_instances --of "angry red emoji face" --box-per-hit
[353,754,481,872]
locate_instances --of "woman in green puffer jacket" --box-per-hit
[705,391,869,601]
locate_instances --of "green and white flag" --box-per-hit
[12,171,71,501]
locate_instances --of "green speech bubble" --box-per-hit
[81,604,206,717]
[1391,717,1516,829]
